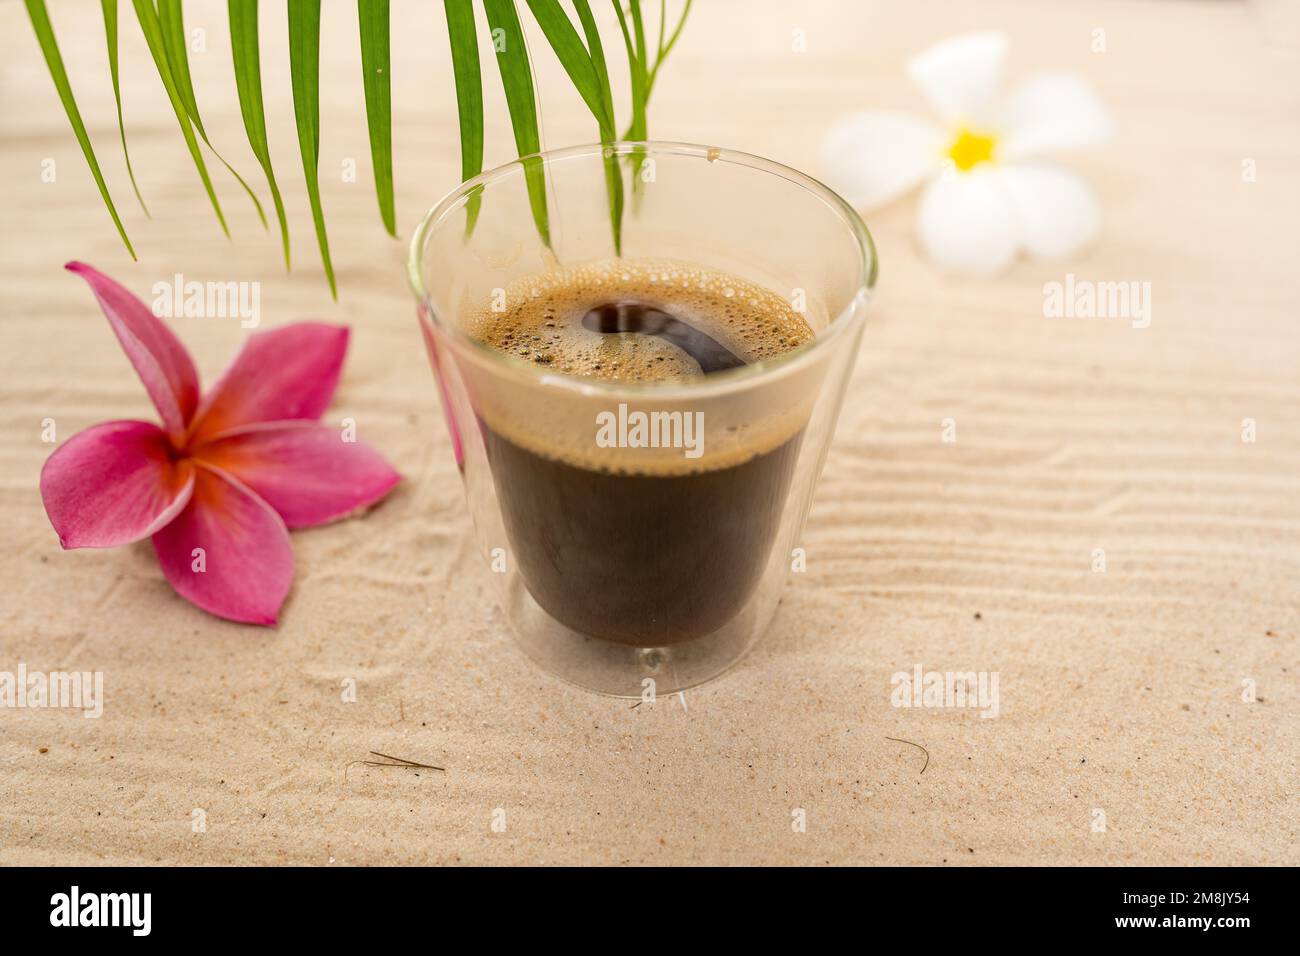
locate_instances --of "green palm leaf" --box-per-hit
[358,0,396,236]
[229,0,291,267]
[573,1,624,253]
[131,0,229,235]
[525,1,603,120]
[611,0,647,142]
[100,0,149,217]
[25,0,136,259]
[646,0,691,106]
[482,0,549,248]
[610,0,648,202]
[29,0,690,291]
[530,0,623,252]
[572,1,618,134]
[155,0,266,227]
[613,1,691,138]
[443,0,484,234]
[287,0,337,298]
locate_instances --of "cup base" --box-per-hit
[502,576,763,696]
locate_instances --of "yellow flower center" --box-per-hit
[947,128,997,171]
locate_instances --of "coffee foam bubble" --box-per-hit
[459,258,820,475]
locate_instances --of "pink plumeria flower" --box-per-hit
[40,263,400,626]
[821,31,1113,275]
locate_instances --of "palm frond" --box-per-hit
[130,0,230,235]
[358,0,396,236]
[442,0,484,233]
[100,0,149,217]
[482,0,549,248]
[25,0,136,259]
[529,0,623,252]
[287,0,337,298]
[573,1,624,253]
[229,0,291,267]
[156,0,267,227]
[611,0,647,141]
[27,0,692,291]
[647,0,691,105]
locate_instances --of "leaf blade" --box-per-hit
[25,0,136,258]
[625,0,648,139]
[442,0,484,232]
[130,0,229,236]
[524,0,604,122]
[229,0,291,267]
[156,0,266,228]
[611,0,648,199]
[482,0,549,248]
[100,0,149,217]
[287,0,336,297]
[569,0,623,253]
[358,0,395,236]
[572,1,615,131]
[646,0,691,103]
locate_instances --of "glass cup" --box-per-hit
[408,142,876,696]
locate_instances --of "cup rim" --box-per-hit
[407,141,878,399]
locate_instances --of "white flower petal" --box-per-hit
[998,73,1113,160]
[907,31,1007,126]
[820,111,945,210]
[999,163,1101,259]
[916,166,1021,275]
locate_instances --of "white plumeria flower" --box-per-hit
[821,31,1113,275]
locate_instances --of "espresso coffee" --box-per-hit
[466,260,815,646]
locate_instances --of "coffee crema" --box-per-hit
[465,258,815,384]
[464,258,817,646]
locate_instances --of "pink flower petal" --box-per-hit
[188,323,349,444]
[152,465,294,626]
[40,420,195,549]
[65,262,200,442]
[192,422,400,529]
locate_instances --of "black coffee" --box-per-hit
[467,260,814,646]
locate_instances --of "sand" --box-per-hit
[0,0,1296,865]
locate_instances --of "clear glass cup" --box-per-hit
[408,142,876,696]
